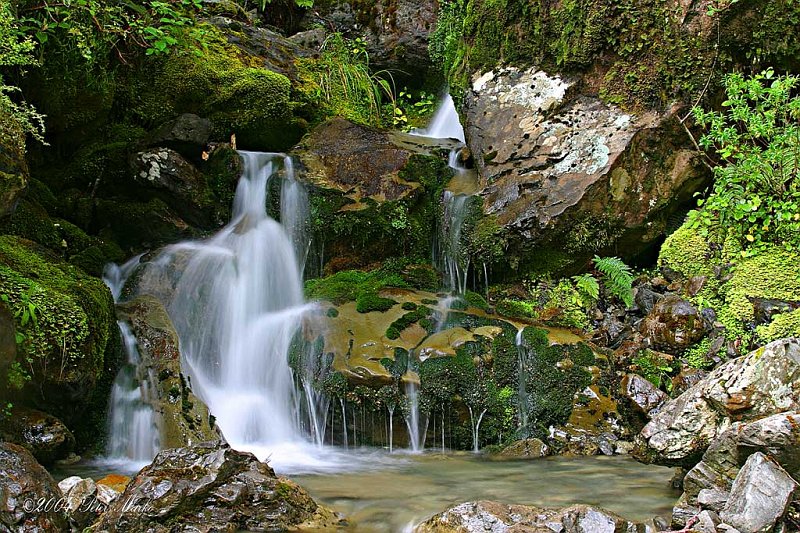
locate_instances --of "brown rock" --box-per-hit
[639,294,707,352]
[0,406,75,465]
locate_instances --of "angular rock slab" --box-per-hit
[94,441,340,532]
[0,442,68,532]
[621,373,669,418]
[636,338,800,467]
[720,452,798,533]
[414,501,646,532]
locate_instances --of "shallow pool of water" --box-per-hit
[54,450,677,533]
[292,452,677,532]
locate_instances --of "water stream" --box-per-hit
[102,255,160,467]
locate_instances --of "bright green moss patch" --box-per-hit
[724,248,800,324]
[756,309,800,343]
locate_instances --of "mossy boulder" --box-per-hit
[296,119,453,269]
[0,236,120,447]
[116,296,219,448]
[121,24,302,151]
[658,218,800,348]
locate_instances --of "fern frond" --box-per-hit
[571,273,599,307]
[592,255,634,308]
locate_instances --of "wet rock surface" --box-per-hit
[621,373,669,419]
[94,441,341,532]
[142,113,212,160]
[0,406,75,464]
[639,294,708,351]
[116,296,219,448]
[414,501,645,533]
[0,442,68,532]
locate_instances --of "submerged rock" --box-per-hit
[0,442,68,532]
[635,338,800,467]
[463,66,708,274]
[94,441,341,532]
[0,406,75,464]
[414,501,645,533]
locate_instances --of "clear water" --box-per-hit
[53,452,675,533]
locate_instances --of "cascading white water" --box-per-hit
[128,151,350,473]
[412,91,475,296]
[515,328,532,437]
[105,321,160,464]
[102,255,160,466]
[403,352,428,453]
[412,93,466,142]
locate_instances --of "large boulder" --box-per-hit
[0,442,69,532]
[635,338,800,467]
[463,66,708,275]
[94,441,340,532]
[116,296,219,448]
[719,452,798,533]
[142,113,212,160]
[414,501,645,533]
[0,406,75,464]
[131,148,215,227]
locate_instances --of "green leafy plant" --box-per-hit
[571,273,600,307]
[633,350,675,389]
[690,68,800,254]
[592,256,634,308]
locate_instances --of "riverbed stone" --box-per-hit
[414,501,645,532]
[94,441,341,532]
[638,294,708,352]
[496,437,549,459]
[621,373,669,418]
[635,338,800,467]
[0,442,68,532]
[719,452,798,533]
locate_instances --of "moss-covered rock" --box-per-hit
[0,236,119,449]
[0,120,28,218]
[298,119,453,268]
[120,24,301,152]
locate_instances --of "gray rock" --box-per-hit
[720,452,797,533]
[635,339,800,467]
[0,406,76,465]
[496,438,550,459]
[635,287,663,315]
[621,373,669,418]
[414,501,645,533]
[695,510,721,533]
[131,148,212,226]
[463,66,708,273]
[144,113,212,159]
[671,493,700,529]
[698,488,729,512]
[0,442,68,532]
[94,441,340,532]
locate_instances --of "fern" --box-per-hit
[571,273,599,307]
[592,256,634,308]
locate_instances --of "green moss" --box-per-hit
[723,247,800,324]
[123,24,299,151]
[495,298,538,320]
[464,290,489,310]
[385,307,433,340]
[355,293,397,314]
[658,216,715,279]
[541,280,590,330]
[756,309,800,343]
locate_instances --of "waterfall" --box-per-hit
[515,329,532,437]
[411,91,476,296]
[130,151,340,472]
[105,322,160,464]
[403,352,428,452]
[103,255,160,465]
